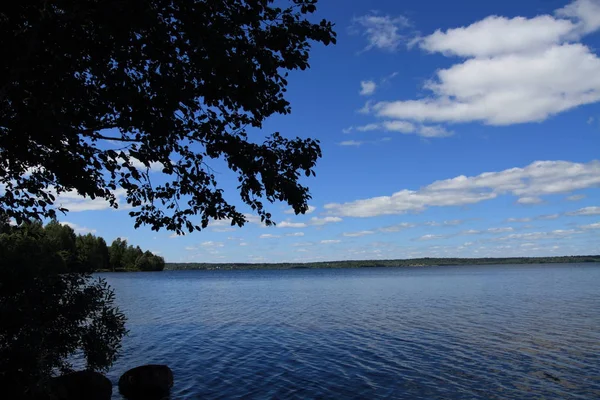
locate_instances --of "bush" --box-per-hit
[0,223,127,398]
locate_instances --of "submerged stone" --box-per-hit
[42,370,112,400]
[118,364,174,399]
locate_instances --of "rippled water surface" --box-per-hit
[100,264,600,399]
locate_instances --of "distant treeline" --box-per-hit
[166,255,600,271]
[0,220,165,272]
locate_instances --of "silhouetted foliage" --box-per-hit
[0,222,127,398]
[0,212,11,234]
[0,1,333,396]
[77,234,110,272]
[122,245,143,271]
[108,238,128,271]
[0,0,336,234]
[108,239,165,271]
[136,251,166,271]
[44,220,78,269]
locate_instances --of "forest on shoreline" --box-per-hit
[0,220,165,272]
[165,255,600,271]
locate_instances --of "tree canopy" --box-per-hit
[107,237,165,272]
[0,0,336,234]
[0,1,334,396]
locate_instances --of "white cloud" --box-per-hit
[209,213,265,228]
[184,246,197,251]
[118,153,163,172]
[461,229,482,235]
[420,15,576,58]
[343,230,375,237]
[320,239,341,244]
[239,242,249,246]
[373,45,600,125]
[285,232,305,237]
[442,219,464,226]
[356,123,380,132]
[425,219,465,227]
[325,160,600,218]
[488,227,514,233]
[201,241,224,248]
[581,221,600,229]
[367,1,600,127]
[259,234,280,239]
[556,0,600,34]
[60,221,97,234]
[209,218,234,227]
[212,227,237,232]
[357,100,374,115]
[284,205,316,215]
[417,234,445,241]
[379,222,415,232]
[507,217,532,222]
[381,71,399,85]
[494,229,581,241]
[243,214,264,225]
[566,194,586,201]
[517,196,543,205]
[248,255,267,262]
[417,125,453,138]
[360,80,377,96]
[309,216,343,226]
[349,121,452,138]
[382,120,416,133]
[338,140,363,147]
[293,242,314,247]
[52,188,130,212]
[277,221,308,228]
[352,13,410,52]
[537,214,560,220]
[589,116,596,124]
[566,206,600,215]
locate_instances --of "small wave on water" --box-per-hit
[100,264,600,399]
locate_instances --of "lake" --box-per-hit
[100,264,600,399]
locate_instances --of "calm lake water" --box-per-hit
[100,264,600,399]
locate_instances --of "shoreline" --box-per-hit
[163,255,600,271]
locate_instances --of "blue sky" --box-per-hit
[59,0,599,262]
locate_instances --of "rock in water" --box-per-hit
[118,365,174,399]
[45,370,112,400]
[543,372,561,382]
